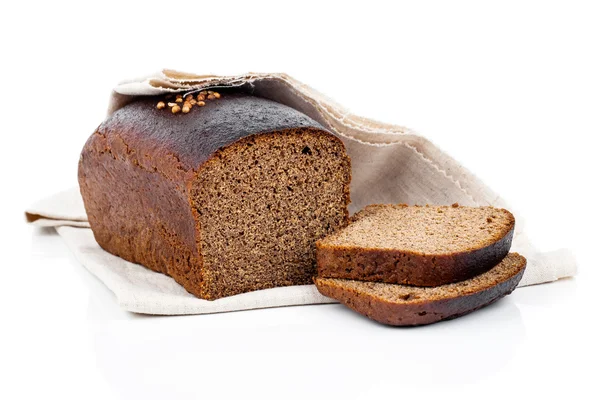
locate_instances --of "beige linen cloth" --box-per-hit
[26,70,576,315]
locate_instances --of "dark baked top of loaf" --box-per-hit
[98,92,325,171]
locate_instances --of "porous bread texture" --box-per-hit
[315,253,526,326]
[79,93,351,300]
[317,204,515,286]
[190,130,351,298]
[322,204,514,252]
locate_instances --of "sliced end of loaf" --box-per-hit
[189,128,351,299]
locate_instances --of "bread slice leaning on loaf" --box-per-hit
[317,204,515,286]
[78,92,352,300]
[315,253,526,326]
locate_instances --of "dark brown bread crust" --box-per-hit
[98,93,326,170]
[315,253,526,326]
[316,205,515,286]
[78,93,350,300]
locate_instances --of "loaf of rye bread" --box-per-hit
[315,253,526,326]
[78,92,351,300]
[316,204,515,286]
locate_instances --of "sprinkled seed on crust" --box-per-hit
[156,101,166,110]
[171,105,181,113]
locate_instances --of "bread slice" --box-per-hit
[315,253,526,326]
[316,204,515,287]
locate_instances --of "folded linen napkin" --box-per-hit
[25,70,576,315]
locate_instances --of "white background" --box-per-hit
[1,1,598,399]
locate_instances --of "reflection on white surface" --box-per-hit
[20,216,587,400]
[89,300,525,399]
[77,248,528,400]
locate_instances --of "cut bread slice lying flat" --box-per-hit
[317,204,515,286]
[315,253,526,326]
